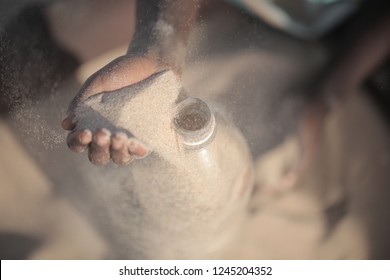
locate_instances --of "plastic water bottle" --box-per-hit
[75,71,254,259]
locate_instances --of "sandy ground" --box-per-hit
[0,1,389,259]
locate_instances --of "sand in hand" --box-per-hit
[74,70,185,161]
[72,69,254,258]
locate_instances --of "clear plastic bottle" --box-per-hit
[75,71,254,259]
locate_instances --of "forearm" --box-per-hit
[128,0,202,73]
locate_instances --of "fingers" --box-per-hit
[129,139,150,159]
[110,134,151,165]
[88,129,111,166]
[64,129,151,166]
[66,128,151,166]
[111,133,134,165]
[67,129,92,153]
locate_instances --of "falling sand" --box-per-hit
[73,70,254,258]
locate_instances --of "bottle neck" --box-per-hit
[173,97,216,149]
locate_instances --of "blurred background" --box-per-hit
[0,0,389,259]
